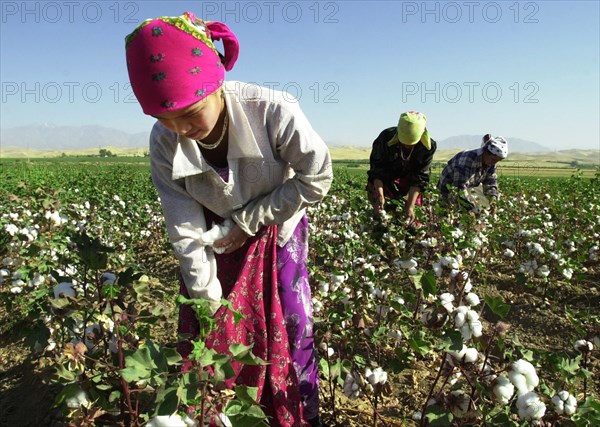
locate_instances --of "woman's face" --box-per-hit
[152,90,223,140]
[482,150,503,166]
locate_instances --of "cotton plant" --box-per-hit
[508,359,540,395]
[492,376,515,405]
[446,345,478,366]
[454,306,483,341]
[342,372,362,400]
[516,391,546,421]
[551,390,577,416]
[574,339,594,353]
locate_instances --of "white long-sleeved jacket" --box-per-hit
[150,81,333,308]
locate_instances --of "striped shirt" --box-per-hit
[438,148,499,198]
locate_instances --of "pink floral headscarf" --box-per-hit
[125,12,239,115]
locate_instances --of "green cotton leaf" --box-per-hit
[195,346,218,367]
[54,363,77,382]
[408,336,432,356]
[441,330,464,352]
[23,322,50,350]
[230,344,269,366]
[50,297,71,310]
[120,365,151,383]
[72,231,114,270]
[229,343,253,358]
[120,345,157,382]
[576,368,593,380]
[108,390,121,403]
[484,295,511,319]
[488,412,518,426]
[420,271,437,298]
[54,384,81,407]
[234,386,260,406]
[220,299,244,324]
[146,340,169,372]
[556,356,580,375]
[163,347,182,366]
[155,386,179,416]
[132,279,149,297]
[102,284,119,300]
[329,359,342,380]
[179,373,201,403]
[319,358,330,377]
[224,404,268,425]
[224,400,244,416]
[412,272,423,290]
[424,404,454,426]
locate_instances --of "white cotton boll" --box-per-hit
[509,360,539,395]
[146,415,188,427]
[312,298,323,313]
[331,273,347,284]
[574,339,593,352]
[433,261,443,277]
[449,390,470,417]
[466,309,479,323]
[10,285,23,294]
[28,274,45,288]
[396,258,418,269]
[447,345,466,366]
[450,228,464,239]
[455,307,468,328]
[463,279,473,293]
[392,296,405,305]
[493,376,515,405]
[471,322,483,338]
[517,392,546,420]
[5,223,19,236]
[370,287,387,300]
[439,293,455,313]
[53,282,76,299]
[592,336,600,348]
[388,329,402,341]
[412,411,422,421]
[3,257,14,266]
[527,243,545,256]
[327,347,335,358]
[366,367,387,385]
[536,265,550,278]
[465,293,480,307]
[562,268,573,280]
[460,325,472,341]
[318,280,329,294]
[65,388,90,409]
[215,414,230,427]
[503,248,515,258]
[552,391,577,416]
[407,267,418,275]
[343,373,361,400]
[463,347,478,363]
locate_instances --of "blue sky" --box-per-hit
[1,0,599,149]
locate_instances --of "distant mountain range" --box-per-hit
[1,124,150,151]
[0,124,557,153]
[438,135,551,153]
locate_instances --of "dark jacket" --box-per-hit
[367,127,437,191]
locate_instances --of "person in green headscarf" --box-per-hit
[366,111,437,225]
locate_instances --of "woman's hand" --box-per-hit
[213,223,250,254]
